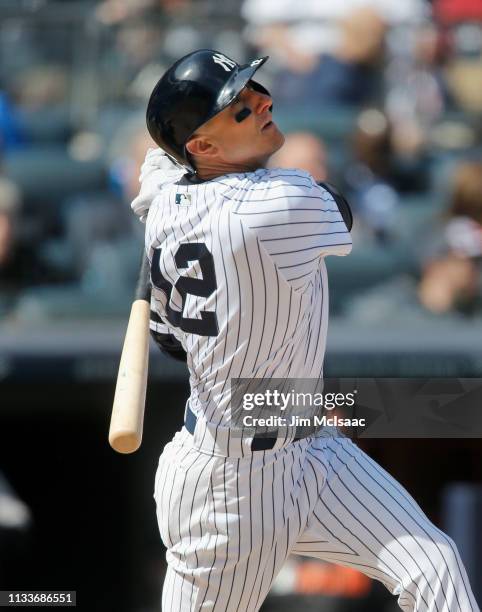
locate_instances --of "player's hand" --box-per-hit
[131,148,184,222]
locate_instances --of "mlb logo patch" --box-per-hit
[175,193,192,206]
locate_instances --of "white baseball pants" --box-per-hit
[154,423,479,612]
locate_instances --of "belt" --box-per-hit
[185,405,302,451]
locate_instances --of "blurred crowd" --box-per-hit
[0,0,482,323]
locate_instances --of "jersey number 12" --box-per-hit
[151,242,219,337]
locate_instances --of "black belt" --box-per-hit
[185,405,302,451]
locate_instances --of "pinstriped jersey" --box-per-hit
[145,168,352,427]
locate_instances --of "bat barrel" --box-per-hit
[109,252,151,454]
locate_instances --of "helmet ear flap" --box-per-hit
[249,79,273,112]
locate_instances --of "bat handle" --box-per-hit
[136,253,152,302]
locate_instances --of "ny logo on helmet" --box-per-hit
[212,53,236,72]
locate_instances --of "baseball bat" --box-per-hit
[109,254,151,454]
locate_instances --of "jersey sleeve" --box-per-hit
[233,170,352,289]
[149,315,171,335]
[149,301,178,336]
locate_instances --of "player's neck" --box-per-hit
[193,157,266,181]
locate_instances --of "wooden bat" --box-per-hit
[109,254,151,454]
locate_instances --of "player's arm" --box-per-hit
[234,170,352,290]
[237,171,352,255]
[149,311,187,362]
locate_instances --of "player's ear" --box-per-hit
[186,136,218,159]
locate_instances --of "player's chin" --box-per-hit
[267,128,285,154]
[263,123,285,150]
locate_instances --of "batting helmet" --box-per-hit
[146,49,270,172]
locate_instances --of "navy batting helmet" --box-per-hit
[146,49,271,171]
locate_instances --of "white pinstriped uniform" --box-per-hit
[144,167,479,611]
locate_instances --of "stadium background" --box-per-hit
[0,0,481,610]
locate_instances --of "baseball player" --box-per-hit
[131,49,479,611]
